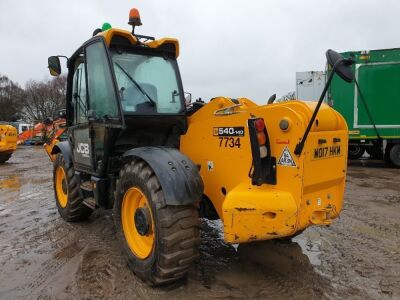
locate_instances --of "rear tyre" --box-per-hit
[384,144,393,164]
[365,145,383,160]
[0,153,12,163]
[388,144,400,168]
[114,159,200,286]
[348,145,365,160]
[53,153,93,221]
[279,229,305,242]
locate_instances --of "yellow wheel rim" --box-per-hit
[55,166,68,208]
[122,187,155,259]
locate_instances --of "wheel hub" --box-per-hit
[134,207,151,236]
[55,166,68,208]
[122,187,155,259]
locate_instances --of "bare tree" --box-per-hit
[23,76,67,122]
[0,75,25,121]
[277,91,296,102]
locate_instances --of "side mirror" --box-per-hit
[326,49,354,83]
[294,49,354,156]
[48,56,61,76]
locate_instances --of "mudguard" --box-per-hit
[123,147,204,205]
[51,141,72,166]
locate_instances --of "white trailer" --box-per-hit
[296,71,326,102]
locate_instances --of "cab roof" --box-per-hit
[98,28,180,58]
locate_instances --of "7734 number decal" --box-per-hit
[219,137,241,148]
[214,127,244,149]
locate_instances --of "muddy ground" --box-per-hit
[0,146,399,299]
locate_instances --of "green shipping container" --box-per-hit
[327,48,400,167]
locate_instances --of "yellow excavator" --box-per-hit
[46,8,352,285]
[0,124,17,163]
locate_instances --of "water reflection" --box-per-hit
[0,176,21,190]
[197,220,328,297]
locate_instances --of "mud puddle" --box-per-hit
[0,147,399,299]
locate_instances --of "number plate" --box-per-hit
[312,145,342,160]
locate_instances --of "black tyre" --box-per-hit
[0,154,11,164]
[53,153,93,221]
[365,146,383,160]
[348,145,365,160]
[0,153,12,163]
[114,159,200,286]
[388,144,400,168]
[384,144,393,164]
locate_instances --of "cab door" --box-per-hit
[69,40,123,175]
[69,52,92,172]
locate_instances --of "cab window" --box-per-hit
[111,51,183,114]
[72,55,88,124]
[85,42,119,119]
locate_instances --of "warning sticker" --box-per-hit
[277,146,296,167]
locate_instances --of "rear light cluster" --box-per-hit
[255,119,268,158]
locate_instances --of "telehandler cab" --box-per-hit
[47,8,353,286]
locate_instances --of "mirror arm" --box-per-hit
[294,59,341,156]
[56,55,69,63]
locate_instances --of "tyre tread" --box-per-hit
[54,154,92,222]
[114,159,199,286]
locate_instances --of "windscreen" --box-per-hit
[111,50,183,114]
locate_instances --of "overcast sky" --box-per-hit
[0,0,399,103]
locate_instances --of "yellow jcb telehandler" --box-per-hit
[0,124,17,163]
[46,8,353,285]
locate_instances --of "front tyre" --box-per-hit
[53,153,93,221]
[114,159,200,286]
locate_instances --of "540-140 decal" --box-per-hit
[213,127,244,148]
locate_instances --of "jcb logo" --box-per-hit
[77,143,90,158]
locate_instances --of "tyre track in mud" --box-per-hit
[308,161,400,299]
[0,148,399,299]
